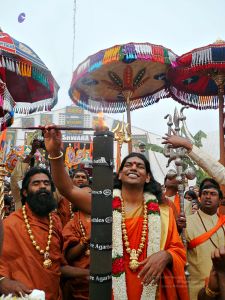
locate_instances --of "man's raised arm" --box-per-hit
[162,134,225,185]
[44,125,91,214]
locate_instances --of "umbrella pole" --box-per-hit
[219,92,225,166]
[126,92,132,154]
[0,163,5,219]
[209,71,225,165]
[217,92,225,202]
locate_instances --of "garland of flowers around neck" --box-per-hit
[112,189,161,300]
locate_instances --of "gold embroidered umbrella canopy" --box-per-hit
[69,42,177,152]
[168,40,225,165]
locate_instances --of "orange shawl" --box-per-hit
[174,193,181,215]
[163,193,180,216]
[119,206,189,300]
[57,197,71,228]
[62,211,91,300]
[188,214,225,249]
[0,204,63,300]
[160,207,189,300]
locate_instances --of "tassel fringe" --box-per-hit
[169,86,221,110]
[71,88,169,113]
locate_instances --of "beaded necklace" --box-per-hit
[22,205,53,268]
[121,198,148,271]
[79,211,90,256]
[69,203,74,219]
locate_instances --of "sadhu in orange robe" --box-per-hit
[57,197,72,228]
[62,211,91,300]
[114,204,189,300]
[0,204,64,300]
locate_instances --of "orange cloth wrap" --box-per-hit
[113,206,189,300]
[62,211,91,300]
[160,207,189,300]
[0,204,63,300]
[188,215,225,249]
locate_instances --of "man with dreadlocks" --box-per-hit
[43,125,189,300]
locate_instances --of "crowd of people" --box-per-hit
[0,129,224,299]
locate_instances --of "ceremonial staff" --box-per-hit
[163,107,196,247]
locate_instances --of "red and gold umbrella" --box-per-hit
[69,42,177,152]
[168,40,225,165]
[0,29,59,130]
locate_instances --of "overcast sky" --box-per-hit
[1,0,225,135]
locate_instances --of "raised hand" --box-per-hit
[162,134,193,151]
[176,213,186,233]
[30,139,42,155]
[43,124,63,156]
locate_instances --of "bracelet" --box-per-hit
[205,286,220,297]
[48,151,63,160]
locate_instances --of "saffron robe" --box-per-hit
[185,210,225,300]
[57,197,72,228]
[122,204,189,300]
[0,204,64,300]
[164,193,192,217]
[62,211,91,300]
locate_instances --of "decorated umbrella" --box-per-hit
[69,42,177,152]
[0,29,59,119]
[0,28,59,218]
[168,40,225,165]
[0,78,14,131]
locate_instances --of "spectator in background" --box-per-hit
[62,184,92,300]
[185,181,225,300]
[3,186,14,217]
[71,169,89,187]
[185,190,198,202]
[185,190,200,214]
[10,139,44,210]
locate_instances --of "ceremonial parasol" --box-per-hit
[0,29,59,118]
[69,42,177,152]
[168,40,225,165]
[0,78,14,131]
